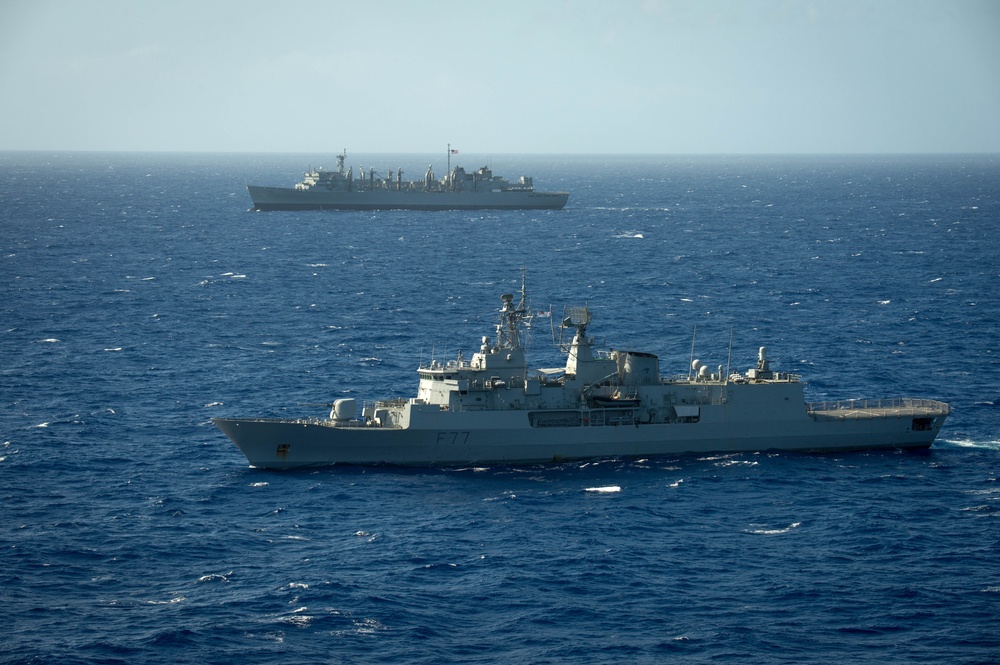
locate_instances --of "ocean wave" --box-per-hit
[940,438,1000,450]
[4,153,999,665]
[744,522,802,535]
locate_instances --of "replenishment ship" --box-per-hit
[213,280,950,468]
[247,148,568,211]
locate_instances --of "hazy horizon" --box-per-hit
[2,0,998,155]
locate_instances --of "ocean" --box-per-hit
[1,151,998,664]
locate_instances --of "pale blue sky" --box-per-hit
[2,0,998,153]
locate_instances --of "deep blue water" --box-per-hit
[2,151,999,664]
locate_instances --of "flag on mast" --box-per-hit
[450,149,459,154]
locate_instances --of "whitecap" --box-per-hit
[963,488,1000,495]
[484,494,517,502]
[715,458,758,468]
[585,485,621,493]
[878,299,891,305]
[103,347,122,352]
[281,612,313,627]
[699,453,736,461]
[204,401,223,407]
[352,617,386,634]
[745,522,802,535]
[941,438,1000,450]
[143,596,185,605]
[38,338,59,343]
[249,481,268,487]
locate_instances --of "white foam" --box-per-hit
[745,522,802,535]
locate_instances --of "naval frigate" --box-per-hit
[213,280,950,468]
[247,148,569,211]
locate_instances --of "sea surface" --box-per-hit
[2,151,999,664]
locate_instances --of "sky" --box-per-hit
[1,0,998,154]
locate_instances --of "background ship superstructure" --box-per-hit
[248,148,569,211]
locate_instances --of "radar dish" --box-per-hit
[562,306,592,328]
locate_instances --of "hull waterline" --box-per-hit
[247,185,569,211]
[214,405,945,469]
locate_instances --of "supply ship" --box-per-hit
[247,148,568,211]
[213,280,950,468]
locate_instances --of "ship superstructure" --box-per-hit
[247,148,568,211]
[213,280,950,468]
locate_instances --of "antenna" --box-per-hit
[688,324,697,380]
[496,270,530,350]
[726,327,734,384]
[517,268,532,348]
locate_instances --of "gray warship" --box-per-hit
[213,281,950,468]
[247,148,568,211]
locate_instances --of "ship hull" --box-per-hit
[247,185,569,211]
[213,406,946,469]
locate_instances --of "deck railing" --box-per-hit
[806,397,949,414]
